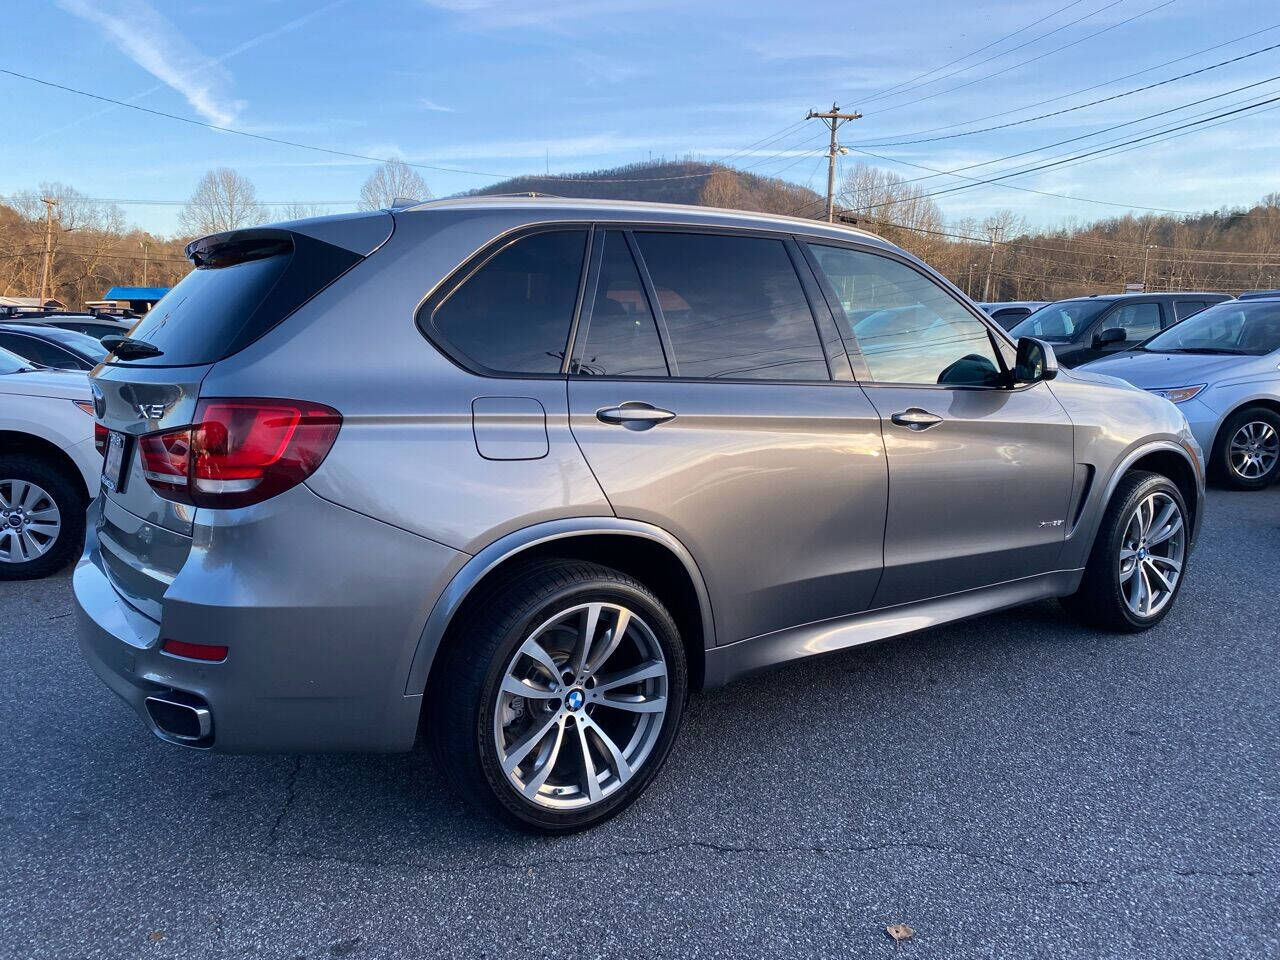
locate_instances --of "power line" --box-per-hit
[0,66,814,187]
[853,22,1280,144]
[859,0,1121,107]
[858,0,1092,103]
[0,130,827,212]
[866,0,1181,117]
[852,218,1280,267]
[825,79,1280,213]
[789,87,1280,221]
[855,40,1280,147]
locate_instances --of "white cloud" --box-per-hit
[55,0,242,125]
[419,98,455,112]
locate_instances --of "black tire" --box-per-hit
[1210,406,1280,490]
[0,454,87,581]
[428,559,688,833]
[1060,470,1190,632]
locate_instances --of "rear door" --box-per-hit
[567,228,887,645]
[803,242,1074,608]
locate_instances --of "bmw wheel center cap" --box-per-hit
[566,689,585,711]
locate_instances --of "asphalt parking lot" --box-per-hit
[1,489,1276,960]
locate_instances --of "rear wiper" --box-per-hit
[102,336,163,359]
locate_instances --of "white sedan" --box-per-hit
[0,346,100,578]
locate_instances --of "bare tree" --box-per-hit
[277,202,332,221]
[178,168,265,237]
[699,169,745,210]
[359,160,430,210]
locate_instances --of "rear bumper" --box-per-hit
[74,486,467,753]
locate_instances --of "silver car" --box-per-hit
[1081,296,1280,490]
[75,199,1204,832]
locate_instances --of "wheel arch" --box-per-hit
[406,518,717,697]
[0,430,91,503]
[1208,397,1280,455]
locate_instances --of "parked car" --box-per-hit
[76,200,1204,832]
[0,345,99,578]
[27,313,136,342]
[1237,289,1280,301]
[1009,292,1231,367]
[0,323,109,371]
[1080,296,1280,489]
[978,300,1047,329]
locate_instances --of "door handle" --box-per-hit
[890,408,943,431]
[596,401,676,429]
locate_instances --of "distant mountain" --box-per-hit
[464,159,822,217]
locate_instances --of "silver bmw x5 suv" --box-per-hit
[75,198,1204,831]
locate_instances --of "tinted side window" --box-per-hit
[1174,300,1208,321]
[574,232,668,377]
[0,334,79,369]
[633,232,828,381]
[431,230,587,375]
[1105,302,1162,341]
[806,244,1004,387]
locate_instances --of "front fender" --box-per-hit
[403,517,717,694]
[1064,438,1205,570]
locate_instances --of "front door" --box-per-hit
[1075,300,1164,365]
[567,229,888,645]
[802,241,1075,608]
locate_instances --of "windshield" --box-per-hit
[0,345,33,374]
[1009,300,1110,341]
[1144,300,1280,355]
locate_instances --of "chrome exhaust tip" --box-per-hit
[144,692,212,743]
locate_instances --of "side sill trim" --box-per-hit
[703,568,1083,690]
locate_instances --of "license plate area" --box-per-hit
[102,431,130,493]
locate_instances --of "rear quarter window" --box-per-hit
[424,229,588,375]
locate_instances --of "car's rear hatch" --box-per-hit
[90,213,393,619]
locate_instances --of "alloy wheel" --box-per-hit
[493,601,668,810]
[1228,421,1279,481]
[0,479,61,564]
[1118,491,1185,619]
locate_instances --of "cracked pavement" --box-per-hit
[0,488,1276,959]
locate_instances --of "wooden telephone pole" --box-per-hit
[982,224,1003,302]
[806,103,861,222]
[39,197,58,304]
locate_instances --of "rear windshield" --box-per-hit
[111,230,361,367]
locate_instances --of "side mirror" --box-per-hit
[1093,327,1126,348]
[1014,337,1058,384]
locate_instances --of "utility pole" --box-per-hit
[139,239,149,286]
[806,103,861,222]
[982,224,1003,301]
[966,262,975,298]
[39,197,57,304]
[1141,243,1155,291]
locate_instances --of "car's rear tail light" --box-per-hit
[139,398,341,508]
[93,422,108,455]
[161,639,229,662]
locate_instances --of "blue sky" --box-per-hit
[3,0,1276,234]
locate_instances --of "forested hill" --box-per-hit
[465,159,822,215]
